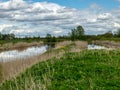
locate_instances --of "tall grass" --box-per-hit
[0,50,120,89]
[0,63,2,83]
[93,40,120,49]
[0,41,43,51]
[1,41,87,83]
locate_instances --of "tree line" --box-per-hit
[0,33,15,40]
[0,26,120,47]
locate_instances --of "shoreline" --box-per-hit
[0,41,87,83]
[92,40,120,49]
[0,41,44,51]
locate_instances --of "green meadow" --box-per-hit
[0,50,120,90]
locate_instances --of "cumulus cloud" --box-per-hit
[0,24,13,32]
[0,0,120,37]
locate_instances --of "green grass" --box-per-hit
[0,50,120,90]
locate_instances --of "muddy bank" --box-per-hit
[92,40,120,49]
[0,41,44,51]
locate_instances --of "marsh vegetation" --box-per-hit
[0,50,120,89]
[0,26,120,89]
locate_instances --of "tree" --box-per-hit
[46,33,52,43]
[70,29,76,41]
[0,33,15,40]
[51,36,57,48]
[116,28,120,37]
[76,25,84,38]
[102,31,113,38]
[0,33,3,40]
[70,25,85,41]
[9,33,15,40]
[44,33,57,48]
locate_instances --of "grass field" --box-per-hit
[0,50,120,90]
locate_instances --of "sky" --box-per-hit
[0,0,120,37]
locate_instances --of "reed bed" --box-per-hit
[0,50,120,89]
[93,40,120,49]
[0,41,43,51]
[0,41,87,83]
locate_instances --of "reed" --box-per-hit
[0,63,2,83]
[93,40,120,49]
[0,41,87,83]
[0,41,43,51]
[0,50,120,89]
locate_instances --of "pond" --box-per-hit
[88,44,106,50]
[0,45,48,62]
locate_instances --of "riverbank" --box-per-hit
[92,40,120,49]
[0,50,120,89]
[0,41,44,51]
[0,41,87,83]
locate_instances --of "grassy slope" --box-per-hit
[0,50,120,90]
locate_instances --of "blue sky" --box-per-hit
[0,0,120,37]
[33,0,120,9]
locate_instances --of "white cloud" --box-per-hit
[54,30,62,34]
[0,1,120,37]
[114,22,120,28]
[0,0,27,10]
[0,24,13,32]
[98,13,112,20]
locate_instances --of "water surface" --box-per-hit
[0,45,48,62]
[88,44,106,50]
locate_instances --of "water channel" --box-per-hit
[0,44,108,62]
[0,45,48,62]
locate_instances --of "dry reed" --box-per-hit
[0,41,43,51]
[93,40,120,49]
[0,41,87,83]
